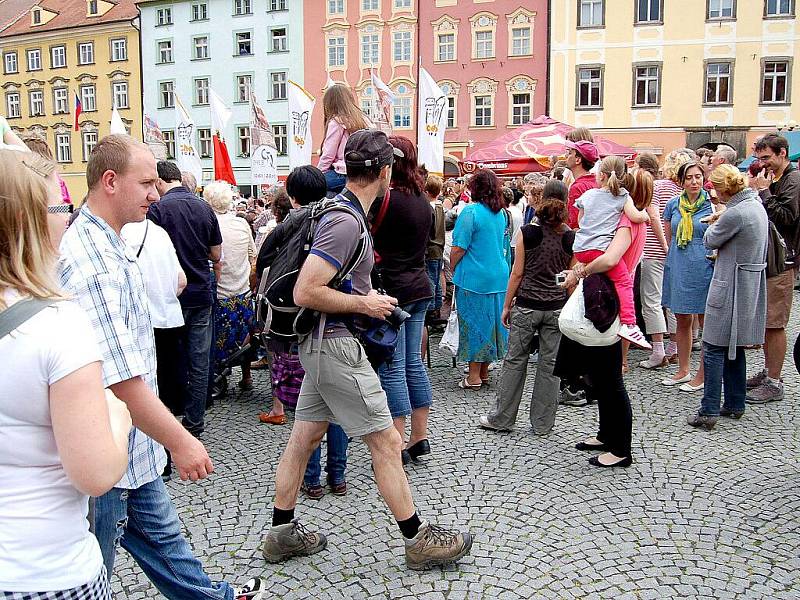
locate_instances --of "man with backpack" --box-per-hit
[260,130,473,570]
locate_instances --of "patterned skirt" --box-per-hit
[2,567,110,600]
[213,292,254,366]
[455,287,508,363]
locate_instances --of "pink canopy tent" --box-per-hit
[461,115,635,176]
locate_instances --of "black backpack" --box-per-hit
[264,196,368,343]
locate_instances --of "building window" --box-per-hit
[707,0,735,19]
[157,7,172,25]
[32,8,41,24]
[633,64,660,106]
[53,87,69,114]
[272,124,287,155]
[511,27,531,57]
[159,81,175,108]
[446,96,456,128]
[51,46,66,68]
[4,52,18,74]
[705,61,733,104]
[393,84,412,128]
[29,90,44,116]
[192,3,208,20]
[82,131,98,161]
[111,38,127,61]
[393,31,412,62]
[578,0,604,27]
[6,93,21,118]
[80,85,96,111]
[26,49,41,71]
[361,32,380,65]
[395,0,411,7]
[473,96,492,126]
[360,86,375,119]
[55,133,72,163]
[88,0,98,15]
[577,66,603,108]
[271,28,287,52]
[78,42,94,65]
[158,40,173,63]
[162,130,175,159]
[328,36,345,66]
[362,0,379,10]
[762,60,791,103]
[269,0,287,10]
[194,36,210,59]
[236,32,252,55]
[237,75,252,102]
[765,0,794,16]
[437,33,455,62]
[329,0,344,14]
[198,128,212,157]
[636,0,663,22]
[233,0,251,16]
[475,30,494,59]
[238,126,251,156]
[511,93,531,125]
[113,81,129,109]
[271,72,287,100]
[195,78,209,105]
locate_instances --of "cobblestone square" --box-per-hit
[116,307,800,599]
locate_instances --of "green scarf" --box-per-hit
[675,189,708,249]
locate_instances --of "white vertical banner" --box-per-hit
[417,67,447,176]
[143,104,167,160]
[371,68,394,134]
[173,94,203,183]
[287,81,316,169]
[250,92,278,186]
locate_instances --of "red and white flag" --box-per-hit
[209,88,236,185]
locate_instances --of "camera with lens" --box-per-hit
[386,305,410,328]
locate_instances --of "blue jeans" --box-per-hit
[700,342,747,416]
[378,299,434,418]
[426,259,443,311]
[324,169,346,194]
[181,305,213,433]
[94,477,232,600]
[303,423,349,486]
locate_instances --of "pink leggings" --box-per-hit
[575,249,636,325]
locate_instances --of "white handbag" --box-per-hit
[439,300,459,357]
[558,279,620,347]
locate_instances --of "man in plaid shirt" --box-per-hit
[59,135,265,599]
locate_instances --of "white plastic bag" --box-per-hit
[558,279,620,347]
[439,306,459,357]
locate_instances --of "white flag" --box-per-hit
[110,105,127,135]
[417,67,447,177]
[209,88,231,136]
[174,94,203,184]
[250,92,278,186]
[287,81,315,169]
[371,69,394,134]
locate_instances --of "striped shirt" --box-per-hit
[58,204,166,490]
[644,179,681,261]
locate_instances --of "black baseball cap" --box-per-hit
[344,129,404,168]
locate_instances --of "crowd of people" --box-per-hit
[1,86,799,600]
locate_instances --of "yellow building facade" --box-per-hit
[549,0,799,158]
[0,0,141,200]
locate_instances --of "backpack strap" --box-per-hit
[0,298,55,341]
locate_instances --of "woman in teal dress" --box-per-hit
[451,169,511,389]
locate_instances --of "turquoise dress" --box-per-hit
[452,203,511,362]
[661,194,714,314]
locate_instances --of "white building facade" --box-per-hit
[139,0,303,189]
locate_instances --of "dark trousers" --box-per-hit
[154,327,185,416]
[590,342,633,458]
[180,305,213,434]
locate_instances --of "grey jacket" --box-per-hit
[703,188,769,357]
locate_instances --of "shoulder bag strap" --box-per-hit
[370,188,392,235]
[136,220,150,259]
[0,298,55,341]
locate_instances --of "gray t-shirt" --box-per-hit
[308,206,373,338]
[573,187,631,253]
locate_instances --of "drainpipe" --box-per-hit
[133,12,143,138]
[545,0,551,117]
[415,0,421,145]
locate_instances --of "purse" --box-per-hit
[439,297,459,357]
[557,280,619,347]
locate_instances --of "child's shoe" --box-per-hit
[618,324,652,350]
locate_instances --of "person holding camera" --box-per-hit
[261,130,472,571]
[369,136,434,465]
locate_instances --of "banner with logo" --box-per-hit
[174,94,203,184]
[250,92,278,186]
[143,106,167,160]
[417,67,447,176]
[371,68,394,134]
[287,81,315,169]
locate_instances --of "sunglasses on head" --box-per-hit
[47,204,74,214]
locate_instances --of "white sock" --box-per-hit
[765,376,782,387]
[651,342,665,356]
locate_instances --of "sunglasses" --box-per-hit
[47,204,74,214]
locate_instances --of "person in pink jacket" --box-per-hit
[318,84,369,195]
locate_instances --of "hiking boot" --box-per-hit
[746,380,784,404]
[687,413,718,430]
[300,483,324,500]
[560,387,587,407]
[233,577,268,599]
[719,407,745,419]
[261,519,327,563]
[405,521,473,571]
[746,369,768,390]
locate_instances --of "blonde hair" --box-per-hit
[624,169,654,210]
[322,84,368,136]
[0,149,62,309]
[203,180,233,213]
[709,164,746,198]
[425,174,443,198]
[599,155,627,196]
[662,150,693,183]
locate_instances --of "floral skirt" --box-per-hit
[213,292,254,366]
[456,287,508,363]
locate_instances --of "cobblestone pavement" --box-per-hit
[116,308,800,599]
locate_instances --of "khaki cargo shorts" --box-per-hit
[295,335,393,438]
[766,267,796,329]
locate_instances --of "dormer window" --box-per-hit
[88,0,98,16]
[32,8,41,24]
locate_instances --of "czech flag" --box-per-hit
[73,93,82,131]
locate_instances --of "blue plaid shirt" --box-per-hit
[58,204,166,489]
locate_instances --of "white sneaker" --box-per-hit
[233,578,267,599]
[618,324,652,350]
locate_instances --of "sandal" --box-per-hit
[258,412,287,425]
[458,378,482,390]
